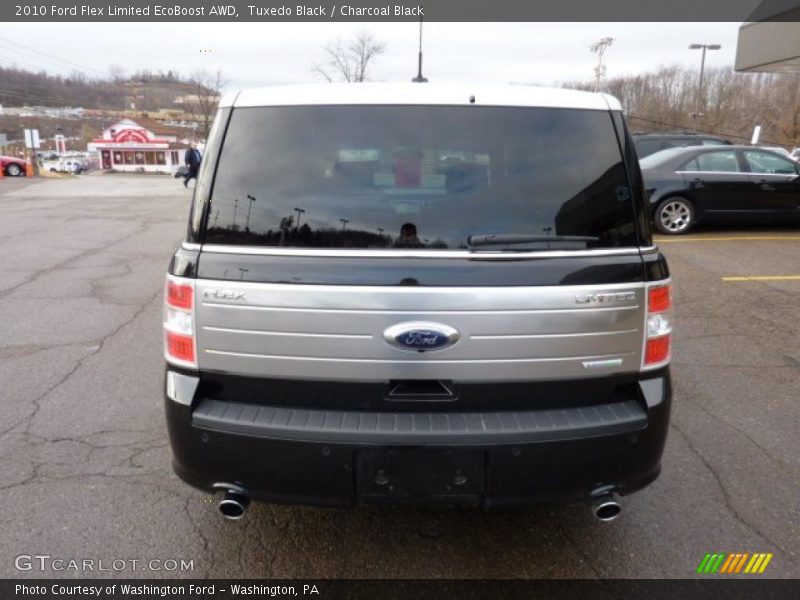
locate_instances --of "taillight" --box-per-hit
[648,285,671,313]
[166,331,195,363]
[167,279,193,309]
[642,282,672,369]
[164,275,197,368]
[645,336,670,365]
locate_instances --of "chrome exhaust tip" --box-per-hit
[212,483,250,521]
[218,491,250,520]
[591,492,621,522]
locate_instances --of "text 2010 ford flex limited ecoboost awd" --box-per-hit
[163,83,673,521]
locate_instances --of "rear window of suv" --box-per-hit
[204,105,638,250]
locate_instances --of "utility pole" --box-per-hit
[340,218,349,232]
[689,43,721,132]
[590,37,614,93]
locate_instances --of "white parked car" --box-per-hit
[42,157,88,174]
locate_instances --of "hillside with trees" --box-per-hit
[0,67,226,149]
[567,65,800,147]
[0,66,201,111]
[4,62,800,150]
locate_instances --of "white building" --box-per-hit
[735,5,800,74]
[87,117,190,174]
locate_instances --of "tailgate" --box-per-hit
[194,274,645,383]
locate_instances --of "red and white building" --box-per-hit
[88,117,190,174]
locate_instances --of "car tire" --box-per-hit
[6,163,22,177]
[654,197,694,235]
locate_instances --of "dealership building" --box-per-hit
[736,6,800,73]
[87,117,190,174]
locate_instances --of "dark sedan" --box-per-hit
[632,132,730,159]
[640,145,800,234]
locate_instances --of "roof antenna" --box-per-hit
[411,16,428,83]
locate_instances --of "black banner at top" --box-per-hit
[2,0,800,22]
[2,579,800,600]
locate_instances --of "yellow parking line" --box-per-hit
[656,236,800,243]
[722,275,800,282]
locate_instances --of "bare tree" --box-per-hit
[187,69,228,140]
[313,32,386,83]
[108,65,126,83]
[562,65,800,147]
[775,74,800,144]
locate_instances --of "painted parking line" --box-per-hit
[722,275,800,282]
[656,236,800,243]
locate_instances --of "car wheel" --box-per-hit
[6,163,22,177]
[655,197,694,235]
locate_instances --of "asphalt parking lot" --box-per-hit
[0,174,798,579]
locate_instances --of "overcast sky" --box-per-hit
[1,22,741,91]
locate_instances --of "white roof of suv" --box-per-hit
[223,83,623,111]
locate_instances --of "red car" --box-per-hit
[1,156,30,177]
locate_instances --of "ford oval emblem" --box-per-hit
[383,322,460,352]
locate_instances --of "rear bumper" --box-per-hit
[165,369,671,508]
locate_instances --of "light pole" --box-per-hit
[293,207,305,230]
[689,43,721,133]
[245,194,256,233]
[340,218,349,232]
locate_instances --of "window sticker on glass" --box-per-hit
[338,148,380,162]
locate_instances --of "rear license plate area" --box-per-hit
[356,447,485,503]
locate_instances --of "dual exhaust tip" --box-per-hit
[211,484,621,522]
[591,491,622,522]
[213,483,249,521]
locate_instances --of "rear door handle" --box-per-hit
[691,178,706,189]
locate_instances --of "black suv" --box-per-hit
[633,132,731,158]
[164,83,673,521]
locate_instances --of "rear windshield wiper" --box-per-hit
[467,234,600,248]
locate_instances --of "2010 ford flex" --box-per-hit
[164,84,672,520]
